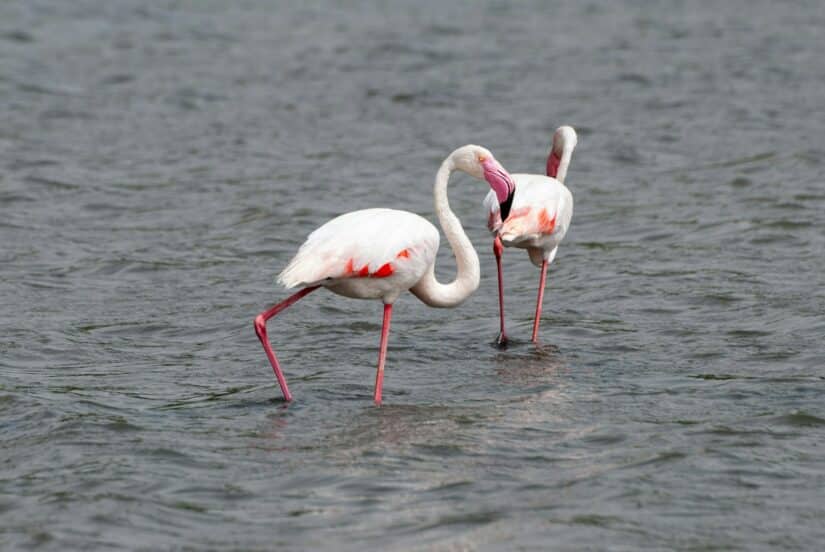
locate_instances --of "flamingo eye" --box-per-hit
[477,154,487,162]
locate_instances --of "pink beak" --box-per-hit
[480,157,515,203]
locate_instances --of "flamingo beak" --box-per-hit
[480,157,516,221]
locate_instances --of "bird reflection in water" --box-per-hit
[493,340,570,387]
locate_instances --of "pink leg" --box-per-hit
[253,285,320,401]
[373,303,393,405]
[493,236,508,347]
[531,260,549,343]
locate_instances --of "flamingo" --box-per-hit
[483,126,577,346]
[254,145,519,404]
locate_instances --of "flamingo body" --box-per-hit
[483,174,573,266]
[279,208,439,304]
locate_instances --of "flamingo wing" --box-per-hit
[278,208,439,289]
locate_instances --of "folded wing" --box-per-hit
[278,208,439,288]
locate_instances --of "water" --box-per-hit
[2,1,824,549]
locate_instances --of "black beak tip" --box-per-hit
[499,192,514,221]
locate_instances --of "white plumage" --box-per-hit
[483,174,573,266]
[278,208,439,303]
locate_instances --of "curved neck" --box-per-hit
[547,129,577,184]
[411,155,480,308]
[553,148,573,184]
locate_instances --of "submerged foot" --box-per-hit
[494,331,509,349]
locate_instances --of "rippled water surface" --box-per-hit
[2,1,825,549]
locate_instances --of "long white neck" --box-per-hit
[555,148,573,184]
[410,155,480,308]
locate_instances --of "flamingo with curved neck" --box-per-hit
[254,145,514,404]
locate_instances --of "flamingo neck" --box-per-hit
[410,155,480,308]
[547,148,573,183]
[547,128,577,184]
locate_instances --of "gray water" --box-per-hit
[2,1,825,549]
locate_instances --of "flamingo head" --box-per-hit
[451,145,517,220]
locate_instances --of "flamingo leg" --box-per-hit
[373,303,393,405]
[254,285,321,401]
[531,260,549,343]
[493,236,508,347]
